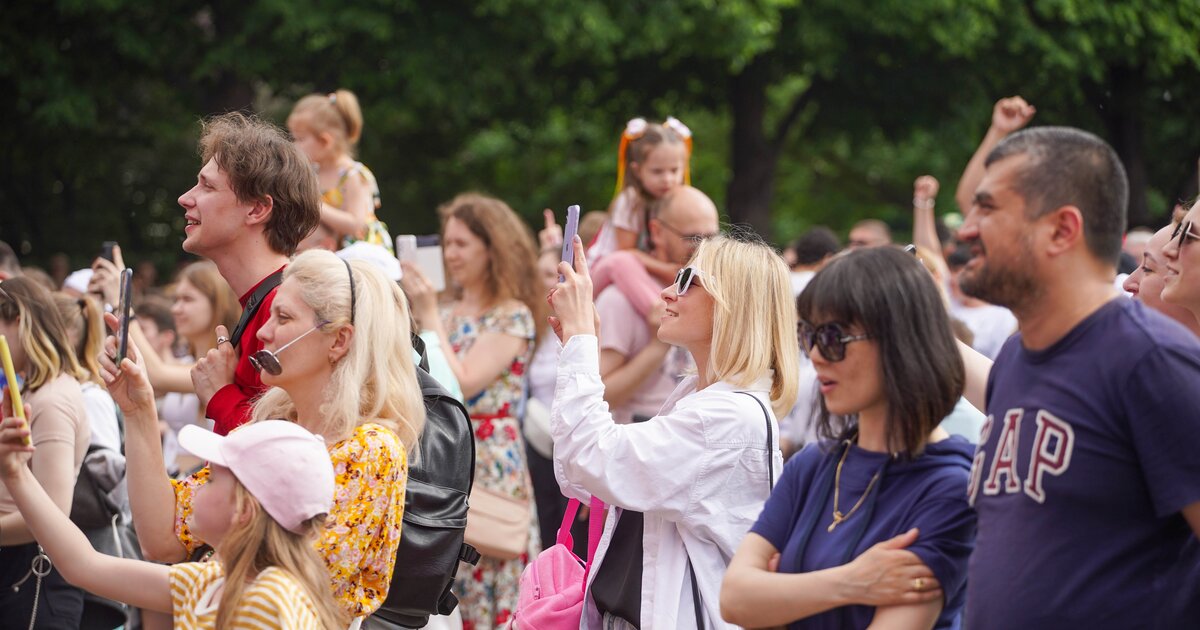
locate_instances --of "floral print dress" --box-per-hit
[443,300,540,630]
[171,422,407,618]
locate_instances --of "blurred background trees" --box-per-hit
[2,0,1198,271]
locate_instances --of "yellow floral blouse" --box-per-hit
[171,423,407,617]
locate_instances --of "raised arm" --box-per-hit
[98,332,189,562]
[955,97,1036,213]
[0,416,172,614]
[401,262,529,399]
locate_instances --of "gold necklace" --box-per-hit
[828,439,884,533]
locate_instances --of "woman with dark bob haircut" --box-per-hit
[722,246,977,630]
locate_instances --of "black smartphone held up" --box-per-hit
[99,241,118,263]
[559,204,581,281]
[115,268,134,364]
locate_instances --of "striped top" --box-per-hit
[168,562,320,629]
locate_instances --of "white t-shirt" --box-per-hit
[950,301,1018,360]
[588,188,645,263]
[790,270,816,298]
[594,286,677,424]
[80,381,121,453]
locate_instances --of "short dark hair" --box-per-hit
[797,247,964,456]
[199,112,321,256]
[790,227,841,266]
[0,240,19,277]
[986,126,1128,265]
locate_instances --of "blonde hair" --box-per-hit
[51,293,105,385]
[288,89,364,157]
[176,261,242,355]
[215,483,348,630]
[438,193,548,331]
[687,233,799,417]
[0,277,84,390]
[252,250,425,450]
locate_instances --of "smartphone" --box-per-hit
[99,241,118,263]
[395,234,418,264]
[559,205,581,281]
[395,234,446,292]
[0,335,31,445]
[115,268,134,363]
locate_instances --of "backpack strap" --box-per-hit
[230,269,284,348]
[411,332,431,373]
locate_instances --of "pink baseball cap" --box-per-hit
[177,421,335,534]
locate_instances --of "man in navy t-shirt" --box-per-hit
[956,126,1200,629]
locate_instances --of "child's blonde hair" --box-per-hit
[687,232,799,417]
[613,117,693,200]
[252,250,425,451]
[50,293,106,385]
[288,89,365,157]
[215,482,348,630]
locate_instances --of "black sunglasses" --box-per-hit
[1172,220,1200,250]
[674,266,714,296]
[249,320,329,376]
[798,321,870,362]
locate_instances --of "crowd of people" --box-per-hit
[0,89,1198,630]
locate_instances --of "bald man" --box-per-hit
[597,186,720,423]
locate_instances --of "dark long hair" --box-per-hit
[796,247,964,456]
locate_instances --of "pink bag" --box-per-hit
[512,496,604,629]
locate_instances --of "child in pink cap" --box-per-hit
[0,395,346,630]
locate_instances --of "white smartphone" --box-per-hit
[396,234,446,292]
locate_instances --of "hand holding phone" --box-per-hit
[115,269,134,364]
[559,205,581,281]
[0,335,31,446]
[99,241,118,263]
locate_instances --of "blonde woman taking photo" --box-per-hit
[102,249,425,623]
[546,230,799,629]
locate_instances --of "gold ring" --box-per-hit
[913,577,925,591]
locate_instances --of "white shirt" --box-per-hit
[552,335,781,629]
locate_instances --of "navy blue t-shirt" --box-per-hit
[751,436,976,630]
[967,298,1200,629]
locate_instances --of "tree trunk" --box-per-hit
[726,59,778,243]
[1096,65,1151,228]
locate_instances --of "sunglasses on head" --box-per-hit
[674,266,715,296]
[1172,220,1200,250]
[798,321,870,362]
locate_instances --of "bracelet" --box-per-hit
[913,198,935,210]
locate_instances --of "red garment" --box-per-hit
[205,266,283,435]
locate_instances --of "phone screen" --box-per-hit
[115,269,134,363]
[559,205,581,281]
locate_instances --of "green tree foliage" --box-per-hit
[1,0,1197,273]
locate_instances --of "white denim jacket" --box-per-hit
[551,335,781,629]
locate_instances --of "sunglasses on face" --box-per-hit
[798,321,870,362]
[674,266,715,296]
[1172,220,1200,250]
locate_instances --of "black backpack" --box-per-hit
[368,336,480,628]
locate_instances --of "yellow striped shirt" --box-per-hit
[168,562,320,629]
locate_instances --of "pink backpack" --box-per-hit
[512,496,605,629]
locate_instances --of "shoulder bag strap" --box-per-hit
[736,391,775,491]
[688,557,705,629]
[229,269,284,348]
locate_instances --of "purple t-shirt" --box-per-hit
[967,298,1200,629]
[751,436,976,630]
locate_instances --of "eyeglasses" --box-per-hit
[1171,220,1200,250]
[656,220,719,245]
[674,266,715,296]
[250,320,329,376]
[798,321,870,362]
